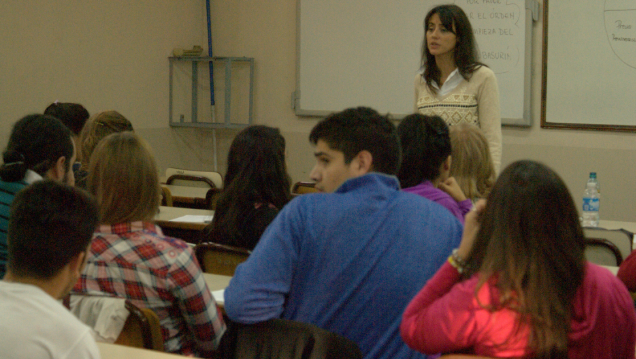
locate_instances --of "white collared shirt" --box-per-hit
[431,68,462,96]
[23,170,43,184]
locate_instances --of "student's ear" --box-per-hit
[47,156,67,182]
[352,150,373,175]
[68,251,87,278]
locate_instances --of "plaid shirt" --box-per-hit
[73,222,225,356]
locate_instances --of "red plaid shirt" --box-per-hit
[73,222,225,356]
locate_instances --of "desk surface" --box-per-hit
[203,273,232,308]
[163,184,210,200]
[154,206,214,231]
[97,342,191,359]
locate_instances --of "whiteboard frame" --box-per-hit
[541,0,636,132]
[294,0,535,127]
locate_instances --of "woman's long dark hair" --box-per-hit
[397,114,451,188]
[203,125,291,246]
[421,4,485,93]
[465,160,586,359]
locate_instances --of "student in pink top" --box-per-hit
[401,160,636,359]
[398,114,471,223]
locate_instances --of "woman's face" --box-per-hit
[426,13,457,58]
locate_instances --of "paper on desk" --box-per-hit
[212,289,224,304]
[170,215,213,223]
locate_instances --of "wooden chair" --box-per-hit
[195,242,251,276]
[205,188,222,210]
[214,319,362,359]
[67,294,164,351]
[115,301,164,351]
[160,186,173,207]
[166,168,223,189]
[583,227,633,262]
[292,181,318,195]
[584,238,623,266]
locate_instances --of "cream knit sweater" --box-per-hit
[414,66,502,173]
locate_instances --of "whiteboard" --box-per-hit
[295,0,534,126]
[541,0,636,131]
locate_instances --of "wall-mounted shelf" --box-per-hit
[169,56,254,128]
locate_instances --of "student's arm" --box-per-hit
[168,248,226,355]
[224,201,303,323]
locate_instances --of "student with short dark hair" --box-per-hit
[225,106,463,359]
[0,114,76,278]
[73,132,225,357]
[0,180,100,358]
[44,101,90,176]
[398,114,471,223]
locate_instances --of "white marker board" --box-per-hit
[542,0,636,131]
[295,0,534,126]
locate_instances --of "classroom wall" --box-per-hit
[1,1,634,222]
[208,0,636,222]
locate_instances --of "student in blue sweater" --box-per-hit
[224,107,463,359]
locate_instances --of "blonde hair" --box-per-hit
[449,124,496,201]
[78,110,133,168]
[87,132,160,224]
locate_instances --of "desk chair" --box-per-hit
[292,182,318,195]
[166,168,223,189]
[214,319,362,359]
[195,242,251,276]
[161,186,174,207]
[116,301,164,351]
[583,227,633,261]
[584,238,623,266]
[68,294,164,351]
[205,188,222,210]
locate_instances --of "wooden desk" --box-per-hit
[155,206,214,243]
[97,342,192,359]
[203,273,232,309]
[598,220,636,247]
[163,184,210,205]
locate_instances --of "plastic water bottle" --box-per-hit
[582,172,600,227]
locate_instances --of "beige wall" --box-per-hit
[1,1,634,221]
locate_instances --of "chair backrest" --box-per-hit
[68,294,164,351]
[584,228,633,261]
[166,168,223,189]
[584,238,623,266]
[205,188,222,210]
[161,186,173,207]
[292,181,319,195]
[195,242,251,275]
[215,319,362,359]
[115,301,164,351]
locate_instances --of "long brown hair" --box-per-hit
[420,5,485,94]
[449,124,495,201]
[465,160,586,358]
[87,132,160,224]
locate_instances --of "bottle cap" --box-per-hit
[590,172,597,179]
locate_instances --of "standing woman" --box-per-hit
[415,4,502,173]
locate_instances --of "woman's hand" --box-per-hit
[457,199,486,260]
[438,177,468,202]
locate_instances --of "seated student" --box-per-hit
[397,114,471,223]
[224,107,463,359]
[617,252,636,292]
[0,181,100,358]
[0,114,76,278]
[44,101,90,173]
[449,123,496,203]
[73,132,225,356]
[75,110,133,188]
[401,160,636,359]
[201,125,291,250]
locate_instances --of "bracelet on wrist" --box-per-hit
[448,248,468,273]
